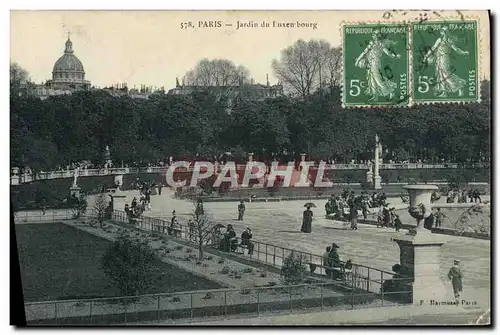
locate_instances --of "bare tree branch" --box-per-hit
[184,59,252,87]
[272,39,342,97]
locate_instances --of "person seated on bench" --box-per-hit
[124,204,131,215]
[168,214,179,236]
[219,224,237,252]
[323,246,332,277]
[240,227,254,255]
[327,243,343,280]
[344,259,353,270]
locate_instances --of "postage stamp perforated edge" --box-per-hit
[340,20,410,109]
[409,16,482,105]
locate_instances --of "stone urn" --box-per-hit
[403,184,438,235]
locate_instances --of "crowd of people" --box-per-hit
[323,190,397,231]
[216,224,255,255]
[445,188,482,204]
[124,178,160,219]
[320,243,352,280]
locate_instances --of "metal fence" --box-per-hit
[111,210,396,295]
[14,209,76,224]
[21,209,414,324]
[24,280,412,325]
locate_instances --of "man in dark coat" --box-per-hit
[448,260,463,302]
[349,202,358,230]
[301,206,313,233]
[158,181,163,195]
[145,189,151,210]
[472,189,481,203]
[382,205,391,228]
[325,200,332,216]
[220,224,237,252]
[195,199,204,218]
[238,200,246,221]
[240,227,254,255]
[467,189,474,203]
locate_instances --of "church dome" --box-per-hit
[53,53,84,73]
[49,35,90,90]
[52,37,85,74]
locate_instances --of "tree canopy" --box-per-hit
[184,59,251,86]
[10,58,491,171]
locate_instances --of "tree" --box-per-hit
[280,251,307,284]
[184,59,251,86]
[9,71,490,170]
[100,232,160,296]
[272,39,341,97]
[93,193,110,228]
[69,193,87,219]
[10,62,30,91]
[190,203,216,260]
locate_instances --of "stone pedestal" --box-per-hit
[111,188,127,211]
[366,170,373,184]
[70,186,82,197]
[393,183,453,304]
[373,175,382,189]
[392,231,451,304]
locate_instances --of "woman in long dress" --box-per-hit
[355,30,401,101]
[423,27,469,97]
[301,206,313,233]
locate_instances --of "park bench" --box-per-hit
[310,263,360,286]
[166,226,182,238]
[237,242,255,255]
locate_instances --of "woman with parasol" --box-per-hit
[301,202,315,233]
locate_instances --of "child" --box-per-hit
[393,213,403,232]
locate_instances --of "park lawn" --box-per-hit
[15,222,221,302]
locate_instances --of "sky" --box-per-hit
[10,10,491,90]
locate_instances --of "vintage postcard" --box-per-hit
[10,10,491,326]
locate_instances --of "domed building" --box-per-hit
[47,35,91,90]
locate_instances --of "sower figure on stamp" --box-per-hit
[355,29,401,101]
[423,27,469,98]
[237,200,246,221]
[448,259,463,302]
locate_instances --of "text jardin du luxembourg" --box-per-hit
[237,20,318,30]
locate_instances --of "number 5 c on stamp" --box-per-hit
[412,20,478,103]
[342,24,409,107]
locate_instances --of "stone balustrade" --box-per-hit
[9,162,489,185]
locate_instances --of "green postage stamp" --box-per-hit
[412,21,478,103]
[342,24,409,107]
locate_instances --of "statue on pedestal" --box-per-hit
[72,167,80,188]
[104,145,112,168]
